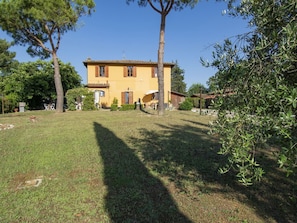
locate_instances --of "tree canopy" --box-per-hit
[171,61,186,94]
[2,60,82,111]
[0,0,95,112]
[204,0,297,185]
[0,39,17,76]
[187,83,207,96]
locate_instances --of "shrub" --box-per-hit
[82,92,96,111]
[119,104,135,111]
[179,98,193,110]
[66,87,88,111]
[110,104,118,111]
[110,97,118,111]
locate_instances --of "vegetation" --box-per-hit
[110,97,118,111]
[65,87,88,111]
[127,0,199,116]
[171,60,187,94]
[119,104,135,111]
[187,83,208,96]
[0,0,95,112]
[0,39,18,114]
[204,0,297,185]
[0,39,18,76]
[2,60,82,111]
[0,111,296,222]
[178,97,193,110]
[81,92,96,111]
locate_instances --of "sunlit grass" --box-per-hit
[0,110,296,222]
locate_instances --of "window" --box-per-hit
[124,66,136,77]
[152,67,158,78]
[99,66,105,77]
[121,91,133,104]
[127,66,133,77]
[95,65,109,77]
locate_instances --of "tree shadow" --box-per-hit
[129,121,297,223]
[94,122,192,223]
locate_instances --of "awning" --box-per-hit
[145,90,158,95]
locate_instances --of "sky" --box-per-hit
[0,0,251,90]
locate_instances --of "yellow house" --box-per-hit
[83,59,174,108]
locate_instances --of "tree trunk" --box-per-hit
[157,13,166,116]
[52,52,64,113]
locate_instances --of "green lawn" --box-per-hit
[0,110,296,222]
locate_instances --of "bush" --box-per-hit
[110,104,118,111]
[119,104,135,111]
[110,97,118,111]
[66,87,88,111]
[82,92,96,111]
[179,98,193,110]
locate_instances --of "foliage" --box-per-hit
[187,83,208,96]
[65,87,88,111]
[0,39,18,76]
[0,0,95,112]
[192,97,205,108]
[82,92,96,111]
[110,97,118,111]
[179,97,193,110]
[119,104,135,111]
[171,60,187,94]
[2,60,81,110]
[204,0,297,185]
[126,0,198,115]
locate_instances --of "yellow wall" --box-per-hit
[86,63,172,107]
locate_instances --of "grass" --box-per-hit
[0,110,296,223]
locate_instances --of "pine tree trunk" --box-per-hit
[52,52,64,113]
[157,13,166,116]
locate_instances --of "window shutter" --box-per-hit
[151,67,155,77]
[95,66,99,77]
[121,92,125,105]
[133,66,137,77]
[105,66,109,77]
[123,67,127,77]
[129,92,133,104]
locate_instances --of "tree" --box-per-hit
[0,0,95,112]
[206,75,219,93]
[126,0,198,115]
[0,39,18,76]
[0,39,18,114]
[187,83,207,96]
[204,0,297,185]
[2,60,82,110]
[171,60,187,94]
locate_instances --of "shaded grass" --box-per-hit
[0,110,296,222]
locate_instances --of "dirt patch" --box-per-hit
[0,123,14,131]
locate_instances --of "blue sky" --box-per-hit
[0,0,250,90]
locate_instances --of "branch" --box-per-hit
[148,0,162,14]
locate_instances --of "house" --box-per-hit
[83,59,175,108]
[170,91,186,109]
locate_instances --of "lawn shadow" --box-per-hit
[129,119,297,223]
[94,122,192,223]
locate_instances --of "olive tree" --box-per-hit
[204,0,297,185]
[0,0,95,112]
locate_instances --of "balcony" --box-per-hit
[87,82,110,88]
